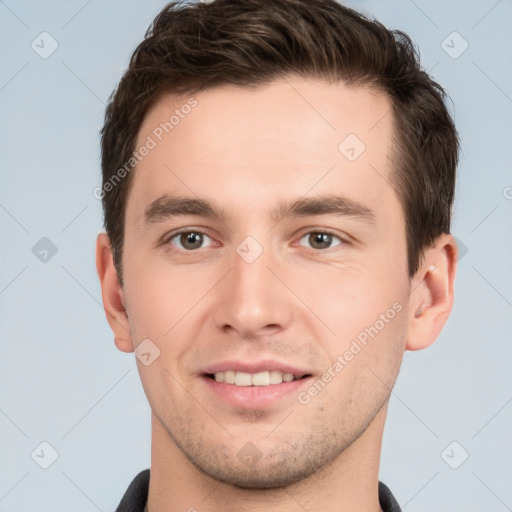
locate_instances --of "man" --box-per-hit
[96,0,459,510]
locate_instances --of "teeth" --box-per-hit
[252,371,270,386]
[235,371,252,386]
[269,370,284,384]
[212,370,300,386]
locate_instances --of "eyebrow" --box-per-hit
[143,194,376,227]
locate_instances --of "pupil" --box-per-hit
[182,232,202,249]
[312,233,331,249]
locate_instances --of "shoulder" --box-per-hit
[378,481,402,512]
[115,469,150,512]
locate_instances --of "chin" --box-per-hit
[176,434,347,490]
[197,458,318,489]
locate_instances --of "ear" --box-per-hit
[405,233,458,351]
[96,232,134,353]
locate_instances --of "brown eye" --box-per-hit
[299,232,342,250]
[169,231,211,250]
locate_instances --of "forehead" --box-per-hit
[129,77,398,221]
[138,77,393,159]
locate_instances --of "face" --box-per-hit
[121,77,412,487]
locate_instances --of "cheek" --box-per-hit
[295,262,408,343]
[123,253,209,336]
[323,304,407,408]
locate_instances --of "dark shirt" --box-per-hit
[116,469,402,511]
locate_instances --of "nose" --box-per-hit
[213,243,294,339]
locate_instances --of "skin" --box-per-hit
[97,76,457,512]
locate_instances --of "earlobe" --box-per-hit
[405,234,458,351]
[96,233,134,353]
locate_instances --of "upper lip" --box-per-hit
[202,360,312,378]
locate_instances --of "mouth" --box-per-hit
[205,370,311,386]
[200,362,313,409]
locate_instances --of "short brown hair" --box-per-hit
[100,0,459,284]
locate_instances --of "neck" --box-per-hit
[146,405,387,512]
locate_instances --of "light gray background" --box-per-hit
[1,0,511,510]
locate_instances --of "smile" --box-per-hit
[207,370,310,386]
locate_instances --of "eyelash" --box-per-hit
[163,227,346,252]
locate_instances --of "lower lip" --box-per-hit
[202,376,311,409]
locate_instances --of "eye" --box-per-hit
[167,230,214,251]
[298,231,343,250]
